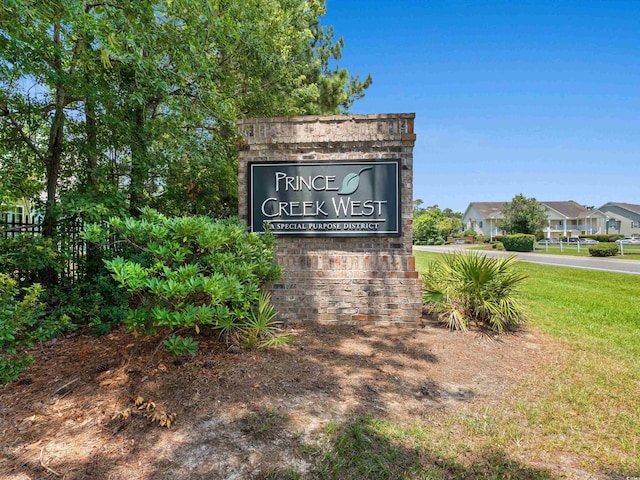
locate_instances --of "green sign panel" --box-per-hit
[249,160,401,236]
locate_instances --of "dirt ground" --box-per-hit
[1,319,570,479]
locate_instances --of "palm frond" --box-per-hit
[421,251,527,333]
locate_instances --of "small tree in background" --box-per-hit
[413,204,463,244]
[502,194,547,235]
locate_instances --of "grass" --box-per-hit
[300,251,640,479]
[508,259,639,474]
[516,260,640,360]
[314,417,555,479]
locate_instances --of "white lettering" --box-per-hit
[275,172,286,192]
[273,173,342,192]
[261,197,278,218]
[331,197,349,216]
[331,197,386,217]
[325,175,338,191]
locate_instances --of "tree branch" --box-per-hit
[0,103,47,165]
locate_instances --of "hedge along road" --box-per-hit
[413,244,640,276]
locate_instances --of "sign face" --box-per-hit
[249,160,401,236]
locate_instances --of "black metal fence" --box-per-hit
[1,217,42,239]
[0,216,87,284]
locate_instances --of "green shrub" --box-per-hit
[0,230,126,334]
[421,252,527,333]
[588,242,619,257]
[163,334,199,357]
[0,272,59,383]
[475,235,490,244]
[48,273,128,335]
[580,234,613,243]
[492,242,505,250]
[502,234,535,252]
[0,236,59,287]
[88,209,282,352]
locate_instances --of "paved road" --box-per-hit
[413,245,640,275]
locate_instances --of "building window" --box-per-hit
[632,221,639,229]
[479,221,483,228]
[1,206,23,224]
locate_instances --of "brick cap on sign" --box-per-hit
[237,113,416,146]
[237,113,415,124]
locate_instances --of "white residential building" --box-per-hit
[462,201,607,239]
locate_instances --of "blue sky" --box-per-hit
[323,1,640,213]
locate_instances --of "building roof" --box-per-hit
[465,200,605,220]
[466,202,504,219]
[540,201,598,219]
[600,202,640,216]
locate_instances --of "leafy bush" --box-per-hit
[88,209,281,351]
[588,242,619,257]
[502,234,535,252]
[492,242,505,250]
[48,273,128,335]
[421,252,527,333]
[0,236,59,287]
[0,273,66,383]
[580,234,611,243]
[163,335,199,357]
[475,235,490,244]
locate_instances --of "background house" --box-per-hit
[598,202,640,237]
[540,201,606,239]
[462,200,607,239]
[462,202,505,239]
[1,198,40,238]
[1,198,36,224]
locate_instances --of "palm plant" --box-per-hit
[421,252,527,333]
[238,290,291,349]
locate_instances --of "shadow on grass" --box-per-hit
[290,416,555,480]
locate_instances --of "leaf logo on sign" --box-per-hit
[337,167,372,195]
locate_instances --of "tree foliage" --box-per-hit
[0,0,372,231]
[501,194,547,235]
[413,203,463,244]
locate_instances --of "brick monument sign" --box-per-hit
[237,114,422,324]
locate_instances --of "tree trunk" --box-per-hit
[129,105,146,217]
[85,95,102,278]
[42,23,66,286]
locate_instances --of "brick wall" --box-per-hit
[237,114,422,324]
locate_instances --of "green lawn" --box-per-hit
[310,251,640,479]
